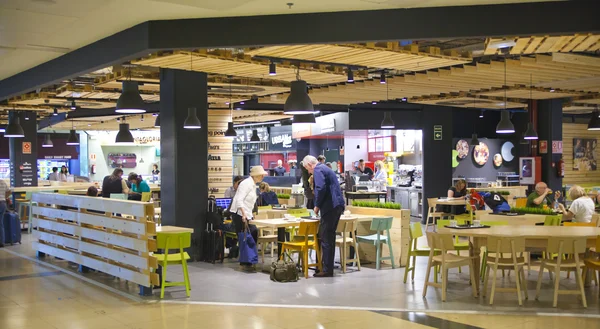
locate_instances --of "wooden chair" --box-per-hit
[425,198,450,232]
[154,232,191,298]
[535,236,587,308]
[335,218,361,273]
[257,226,277,264]
[483,236,528,305]
[436,219,469,273]
[356,217,396,270]
[479,221,509,280]
[583,235,600,287]
[279,221,321,278]
[422,231,478,302]
[404,222,439,283]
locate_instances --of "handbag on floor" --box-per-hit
[270,252,300,283]
[238,223,258,265]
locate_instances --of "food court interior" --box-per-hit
[1,1,600,328]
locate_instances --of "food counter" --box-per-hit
[386,186,422,219]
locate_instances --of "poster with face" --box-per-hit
[573,138,597,171]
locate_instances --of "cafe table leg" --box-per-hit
[470,237,482,294]
[277,227,286,259]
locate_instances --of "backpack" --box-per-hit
[270,253,300,282]
[482,192,510,213]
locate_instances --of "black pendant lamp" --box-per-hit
[520,132,529,144]
[269,62,276,76]
[115,121,135,144]
[154,114,160,128]
[5,114,25,138]
[284,68,315,115]
[588,110,600,131]
[293,113,316,124]
[42,134,53,148]
[524,123,538,140]
[523,75,538,140]
[224,77,237,137]
[250,129,260,142]
[116,80,146,114]
[496,60,515,134]
[380,112,395,129]
[66,130,79,146]
[183,107,201,129]
[70,100,77,110]
[347,68,354,83]
[470,134,480,146]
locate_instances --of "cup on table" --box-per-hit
[473,220,481,227]
[449,220,458,227]
[344,210,351,216]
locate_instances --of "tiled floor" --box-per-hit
[1,248,599,329]
[3,233,600,317]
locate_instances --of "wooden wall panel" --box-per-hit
[208,110,234,198]
[563,123,600,185]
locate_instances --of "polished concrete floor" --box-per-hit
[1,249,600,329]
[3,233,600,317]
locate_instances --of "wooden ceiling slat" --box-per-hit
[572,35,600,52]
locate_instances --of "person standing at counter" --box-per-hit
[274,160,286,176]
[101,168,129,198]
[59,166,69,182]
[357,159,374,179]
[127,173,150,201]
[526,182,553,208]
[373,160,388,184]
[152,164,160,175]
[303,155,345,278]
[48,167,59,181]
[448,179,467,198]
[230,165,268,271]
[558,185,595,223]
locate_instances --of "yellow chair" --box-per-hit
[141,192,152,202]
[483,236,528,305]
[285,209,309,240]
[258,205,272,211]
[422,232,478,302]
[563,222,595,227]
[335,218,361,273]
[154,232,191,298]
[515,198,527,208]
[58,190,68,195]
[404,222,439,283]
[583,235,600,287]
[279,221,321,278]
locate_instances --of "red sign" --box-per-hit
[368,152,386,162]
[539,141,548,154]
[22,142,31,154]
[552,141,563,154]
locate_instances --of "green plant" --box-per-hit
[352,200,401,210]
[509,206,556,216]
[277,193,290,199]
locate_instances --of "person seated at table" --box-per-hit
[526,182,554,208]
[373,160,388,184]
[127,172,150,201]
[357,159,374,179]
[274,160,286,176]
[86,186,99,197]
[225,176,244,199]
[101,168,129,198]
[448,179,467,198]
[259,182,279,206]
[558,185,595,223]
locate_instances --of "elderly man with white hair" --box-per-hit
[303,155,345,278]
[526,181,554,208]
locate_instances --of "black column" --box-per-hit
[422,106,453,220]
[159,69,208,259]
[538,99,563,192]
[9,111,38,187]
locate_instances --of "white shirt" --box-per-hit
[569,197,595,223]
[48,172,59,181]
[373,169,387,182]
[230,177,257,220]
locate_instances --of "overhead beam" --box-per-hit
[0,1,598,102]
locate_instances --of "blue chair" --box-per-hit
[356,217,396,270]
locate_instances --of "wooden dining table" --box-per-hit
[438,226,600,293]
[436,198,467,206]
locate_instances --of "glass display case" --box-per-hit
[0,159,10,180]
[37,159,69,180]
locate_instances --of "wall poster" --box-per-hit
[573,138,597,171]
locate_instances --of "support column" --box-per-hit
[422,105,453,222]
[159,69,208,260]
[9,111,38,187]
[537,99,563,193]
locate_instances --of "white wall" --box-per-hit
[343,136,368,171]
[87,131,160,182]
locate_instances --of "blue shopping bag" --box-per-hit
[238,230,258,264]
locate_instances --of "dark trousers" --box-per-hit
[306,198,314,210]
[319,206,343,274]
[232,213,258,264]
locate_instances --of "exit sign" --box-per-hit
[434,125,442,141]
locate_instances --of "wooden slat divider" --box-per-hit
[31,192,158,288]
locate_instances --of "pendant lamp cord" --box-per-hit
[229,75,233,119]
[295,66,301,81]
[504,59,507,112]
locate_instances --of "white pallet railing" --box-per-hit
[31,192,159,288]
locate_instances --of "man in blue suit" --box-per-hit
[303,155,345,277]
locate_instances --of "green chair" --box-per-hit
[437,219,470,273]
[356,217,396,270]
[154,232,191,298]
[479,221,509,280]
[404,222,439,283]
[110,193,127,200]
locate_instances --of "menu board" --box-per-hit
[108,153,137,168]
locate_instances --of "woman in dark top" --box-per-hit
[259,182,279,206]
[448,179,467,198]
[152,164,160,175]
[101,168,127,198]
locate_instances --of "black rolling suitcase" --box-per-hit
[202,224,224,263]
[3,211,21,245]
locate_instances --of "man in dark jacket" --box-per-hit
[303,155,345,277]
